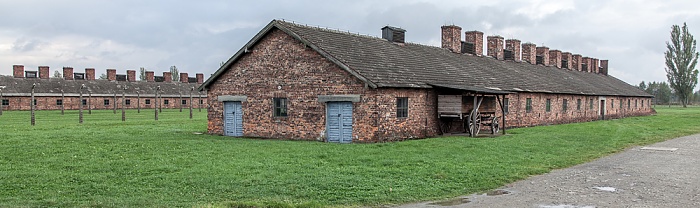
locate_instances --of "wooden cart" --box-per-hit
[438,95,500,136]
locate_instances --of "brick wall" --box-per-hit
[206,28,439,142]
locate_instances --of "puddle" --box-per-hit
[640,147,678,151]
[593,186,616,192]
[429,198,471,206]
[486,189,511,196]
[539,205,595,208]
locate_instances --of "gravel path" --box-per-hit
[398,133,700,208]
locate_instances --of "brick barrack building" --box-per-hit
[0,66,207,111]
[199,20,654,143]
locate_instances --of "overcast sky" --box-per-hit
[1,0,699,89]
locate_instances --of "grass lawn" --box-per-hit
[1,107,700,207]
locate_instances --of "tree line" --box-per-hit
[638,81,700,105]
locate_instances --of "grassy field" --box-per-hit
[1,107,700,207]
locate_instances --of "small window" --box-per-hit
[81,99,87,106]
[56,99,63,106]
[199,99,204,105]
[526,98,532,113]
[181,99,187,105]
[589,99,594,110]
[577,99,581,110]
[628,99,631,109]
[145,99,151,105]
[1,99,9,106]
[164,99,169,105]
[33,99,37,106]
[620,99,623,109]
[104,99,110,106]
[273,98,288,117]
[635,100,638,108]
[125,99,131,106]
[611,99,614,109]
[503,98,509,114]
[396,97,409,118]
[545,99,551,112]
[562,99,568,112]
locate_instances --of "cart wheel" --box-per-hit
[491,117,500,134]
[468,113,481,136]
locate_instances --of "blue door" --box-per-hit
[224,101,243,136]
[326,102,353,143]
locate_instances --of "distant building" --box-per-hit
[199,20,654,143]
[1,66,206,111]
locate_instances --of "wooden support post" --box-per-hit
[471,95,477,137]
[31,83,35,126]
[496,94,507,135]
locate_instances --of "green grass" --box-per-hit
[1,107,700,207]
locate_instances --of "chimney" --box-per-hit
[487,35,505,60]
[13,65,24,78]
[85,68,95,80]
[163,72,172,83]
[536,46,550,66]
[146,71,154,82]
[561,52,573,70]
[107,69,117,81]
[63,67,74,80]
[381,26,406,43]
[465,31,484,56]
[572,54,582,71]
[441,25,462,53]
[581,57,591,72]
[600,60,609,75]
[549,50,562,68]
[505,39,521,61]
[521,43,537,64]
[127,70,136,82]
[591,58,599,73]
[196,73,204,84]
[39,66,50,79]
[180,73,188,83]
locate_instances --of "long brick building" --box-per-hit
[1,66,207,111]
[199,20,654,143]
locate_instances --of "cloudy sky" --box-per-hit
[1,0,698,89]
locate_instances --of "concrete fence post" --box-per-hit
[31,83,35,126]
[79,84,85,124]
[0,88,3,116]
[61,89,65,115]
[137,91,140,113]
[88,90,92,115]
[189,87,193,119]
[122,86,126,121]
[179,92,183,112]
[113,91,117,114]
[155,86,160,121]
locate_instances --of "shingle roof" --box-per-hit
[203,20,651,98]
[0,76,203,97]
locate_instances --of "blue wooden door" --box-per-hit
[326,102,353,143]
[224,101,243,136]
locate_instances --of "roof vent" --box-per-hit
[381,26,406,43]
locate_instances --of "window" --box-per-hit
[33,99,37,106]
[181,99,187,105]
[125,99,131,106]
[635,100,638,108]
[563,99,568,112]
[145,99,151,105]
[620,99,623,109]
[545,99,551,112]
[104,99,110,106]
[611,99,614,109]
[82,99,87,106]
[199,99,204,105]
[164,99,169,105]
[273,98,287,117]
[1,99,8,106]
[503,98,509,114]
[628,99,631,109]
[589,99,594,110]
[396,97,408,118]
[526,98,532,113]
[56,99,63,106]
[577,99,582,110]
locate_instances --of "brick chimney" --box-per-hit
[13,65,24,78]
[381,26,406,43]
[505,39,521,61]
[180,73,188,83]
[163,72,172,83]
[127,70,136,82]
[85,68,95,80]
[600,60,609,75]
[146,71,154,82]
[63,67,74,80]
[591,58,599,73]
[522,43,537,64]
[536,46,550,66]
[465,31,484,56]
[487,35,505,60]
[572,54,582,71]
[561,52,573,70]
[441,25,462,53]
[107,69,117,81]
[39,66,50,79]
[196,73,204,84]
[581,57,591,72]
[549,50,562,68]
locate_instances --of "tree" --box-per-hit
[139,67,146,81]
[53,70,62,78]
[638,81,647,90]
[99,73,108,80]
[665,22,700,107]
[170,66,179,81]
